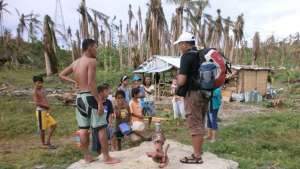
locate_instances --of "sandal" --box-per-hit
[44,144,57,149]
[180,154,203,164]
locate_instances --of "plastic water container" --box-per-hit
[119,122,132,135]
[73,130,81,148]
[244,92,251,102]
[73,130,92,148]
[155,122,161,132]
[257,94,263,102]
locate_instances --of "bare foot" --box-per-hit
[124,135,130,140]
[146,152,154,157]
[103,156,121,164]
[159,157,169,168]
[84,154,97,163]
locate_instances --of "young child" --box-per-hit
[92,83,117,154]
[118,75,131,103]
[129,88,145,133]
[171,78,185,120]
[207,87,222,142]
[132,75,145,110]
[32,76,57,149]
[114,90,132,150]
[129,87,152,141]
[144,76,156,128]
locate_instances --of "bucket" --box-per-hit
[119,122,132,135]
[244,92,251,102]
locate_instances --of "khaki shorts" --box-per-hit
[184,90,208,136]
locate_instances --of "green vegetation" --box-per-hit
[0,66,299,169]
[207,112,300,169]
[1,93,299,169]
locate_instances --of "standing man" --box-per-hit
[59,39,119,164]
[174,32,209,164]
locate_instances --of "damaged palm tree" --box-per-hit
[118,20,123,69]
[132,21,141,68]
[90,8,112,48]
[92,13,99,44]
[3,29,18,66]
[127,4,134,67]
[199,20,206,48]
[100,26,106,47]
[231,13,244,64]
[170,6,183,55]
[0,0,10,38]
[137,6,144,63]
[75,29,81,54]
[205,14,214,46]
[185,0,209,46]
[28,13,41,43]
[69,28,80,61]
[145,0,169,57]
[223,16,233,57]
[168,0,210,46]
[264,35,276,66]
[15,9,30,42]
[210,9,223,50]
[252,32,260,65]
[78,0,89,39]
[43,15,58,76]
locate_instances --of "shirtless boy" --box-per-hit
[59,39,119,164]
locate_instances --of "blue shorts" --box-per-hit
[91,125,115,153]
[143,101,156,117]
[207,108,219,130]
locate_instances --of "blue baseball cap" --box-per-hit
[132,74,142,81]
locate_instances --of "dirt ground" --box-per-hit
[155,96,271,125]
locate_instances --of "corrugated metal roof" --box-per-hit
[134,55,180,73]
[231,65,272,71]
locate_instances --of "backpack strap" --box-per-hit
[225,60,232,74]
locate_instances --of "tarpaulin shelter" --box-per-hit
[134,55,180,99]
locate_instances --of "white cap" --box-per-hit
[173,32,195,45]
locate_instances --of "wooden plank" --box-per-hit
[243,70,257,93]
[237,71,244,93]
[256,71,268,95]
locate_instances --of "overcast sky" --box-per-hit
[3,0,300,42]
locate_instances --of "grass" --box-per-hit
[207,112,300,169]
[0,67,133,90]
[1,68,300,169]
[0,95,80,169]
[1,99,300,169]
[161,111,300,169]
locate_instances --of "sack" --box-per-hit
[197,48,231,90]
[118,122,132,135]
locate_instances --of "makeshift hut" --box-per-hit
[225,65,272,97]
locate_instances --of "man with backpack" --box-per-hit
[174,32,209,164]
[174,32,229,164]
